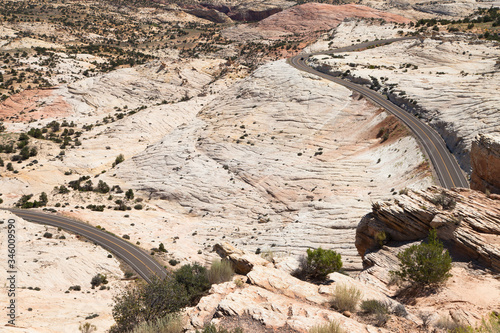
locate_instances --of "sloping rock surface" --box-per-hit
[471,133,500,195]
[356,186,500,272]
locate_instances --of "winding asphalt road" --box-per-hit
[289,37,469,189]
[4,38,467,283]
[7,208,168,283]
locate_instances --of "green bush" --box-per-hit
[361,299,390,326]
[91,274,108,288]
[207,259,234,285]
[126,189,134,200]
[113,154,125,167]
[174,263,211,305]
[293,247,342,281]
[391,229,452,287]
[331,284,362,312]
[479,312,500,333]
[430,191,456,210]
[308,321,344,333]
[111,276,188,333]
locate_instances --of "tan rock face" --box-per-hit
[186,248,402,332]
[259,3,410,33]
[213,242,271,274]
[471,133,500,195]
[223,3,410,41]
[356,186,500,272]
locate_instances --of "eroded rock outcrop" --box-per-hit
[186,243,410,332]
[471,133,500,195]
[213,242,272,274]
[356,186,500,272]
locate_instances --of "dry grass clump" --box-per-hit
[308,320,344,333]
[331,284,362,312]
[129,314,183,333]
[207,259,234,285]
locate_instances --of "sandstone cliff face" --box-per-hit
[356,186,500,272]
[471,133,500,195]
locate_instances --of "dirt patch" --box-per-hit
[0,88,71,123]
[372,114,411,144]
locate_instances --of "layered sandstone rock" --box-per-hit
[471,133,500,195]
[356,186,500,272]
[186,243,410,332]
[223,3,410,41]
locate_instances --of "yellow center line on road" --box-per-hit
[295,52,458,188]
[361,87,457,188]
[14,211,160,278]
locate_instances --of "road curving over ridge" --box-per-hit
[6,208,168,283]
[289,37,469,189]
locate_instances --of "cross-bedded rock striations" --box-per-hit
[471,133,500,195]
[356,186,500,272]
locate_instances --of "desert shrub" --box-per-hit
[435,315,471,332]
[129,314,183,333]
[196,324,244,333]
[308,320,344,333]
[361,299,389,314]
[158,243,166,252]
[69,285,81,291]
[391,229,452,287]
[431,191,457,210]
[169,259,179,266]
[79,322,96,333]
[113,154,125,167]
[91,273,108,288]
[207,259,234,285]
[43,232,53,238]
[125,189,134,200]
[95,180,110,193]
[293,247,342,281]
[374,231,387,247]
[331,284,362,312]
[122,234,130,240]
[134,204,143,210]
[174,263,211,305]
[361,299,390,326]
[478,312,500,333]
[111,276,188,333]
[58,185,70,194]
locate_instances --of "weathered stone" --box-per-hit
[356,186,500,272]
[471,133,500,195]
[213,242,271,274]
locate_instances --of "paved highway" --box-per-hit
[7,209,168,283]
[289,38,469,189]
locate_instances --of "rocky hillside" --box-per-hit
[471,133,500,195]
[185,233,500,332]
[313,37,500,172]
[353,186,500,328]
[114,59,432,271]
[357,186,500,273]
[223,3,410,41]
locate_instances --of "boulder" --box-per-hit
[213,242,271,274]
